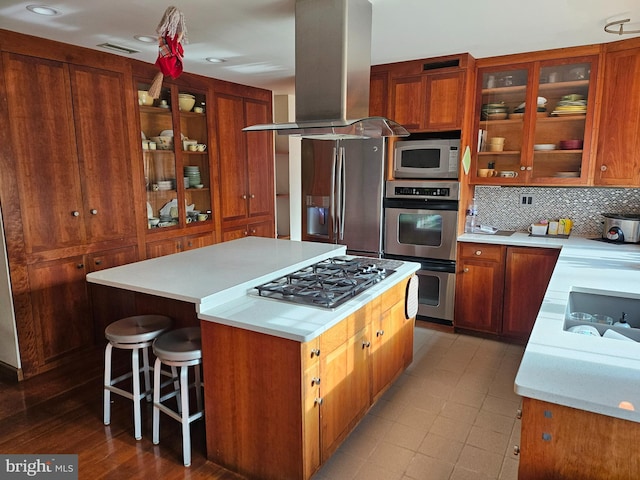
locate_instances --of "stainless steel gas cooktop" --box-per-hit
[253,256,403,309]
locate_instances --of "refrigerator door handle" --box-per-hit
[338,146,346,241]
[330,146,338,237]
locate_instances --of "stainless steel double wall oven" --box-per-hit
[384,181,459,325]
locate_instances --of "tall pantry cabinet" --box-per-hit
[0,33,140,378]
[212,81,275,241]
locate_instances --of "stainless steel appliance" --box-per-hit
[253,256,403,309]
[384,181,459,261]
[601,213,640,243]
[302,138,386,257]
[384,180,459,325]
[244,0,409,139]
[393,139,460,179]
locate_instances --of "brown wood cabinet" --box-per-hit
[212,82,275,239]
[0,31,277,379]
[145,232,213,258]
[3,53,136,255]
[519,397,640,479]
[201,275,415,480]
[26,246,138,366]
[0,38,140,377]
[455,243,505,334]
[380,54,472,133]
[221,220,275,242]
[455,243,559,342]
[471,53,600,185]
[594,40,640,186]
[502,246,559,339]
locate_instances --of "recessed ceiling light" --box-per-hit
[26,5,59,16]
[205,57,226,64]
[134,35,157,43]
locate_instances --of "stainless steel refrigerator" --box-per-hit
[301,138,385,257]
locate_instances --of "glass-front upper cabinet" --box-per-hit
[530,57,597,182]
[472,55,598,184]
[474,66,530,182]
[138,82,211,230]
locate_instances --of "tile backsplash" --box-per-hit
[473,186,640,237]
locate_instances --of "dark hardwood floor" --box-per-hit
[0,346,246,479]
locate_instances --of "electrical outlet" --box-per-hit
[519,194,534,205]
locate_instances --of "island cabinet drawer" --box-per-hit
[459,242,504,262]
[519,397,640,479]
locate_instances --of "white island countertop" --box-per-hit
[86,237,420,343]
[459,232,640,422]
[86,237,346,312]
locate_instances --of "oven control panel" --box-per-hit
[385,181,459,201]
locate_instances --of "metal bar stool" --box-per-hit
[152,327,203,467]
[103,315,172,440]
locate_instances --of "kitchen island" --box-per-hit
[459,232,640,478]
[86,237,420,479]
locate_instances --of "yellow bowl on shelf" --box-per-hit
[178,93,196,112]
[138,90,154,106]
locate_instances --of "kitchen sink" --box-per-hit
[564,288,640,340]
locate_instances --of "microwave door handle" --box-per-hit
[338,146,346,241]
[330,146,338,237]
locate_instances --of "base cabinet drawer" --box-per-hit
[519,397,640,479]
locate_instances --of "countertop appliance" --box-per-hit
[384,180,459,325]
[393,139,460,179]
[302,138,386,257]
[253,256,403,309]
[602,213,640,243]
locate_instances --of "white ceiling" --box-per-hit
[1,0,639,94]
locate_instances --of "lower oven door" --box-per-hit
[414,262,456,325]
[384,204,458,261]
[385,256,456,325]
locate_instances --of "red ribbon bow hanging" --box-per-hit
[149,6,188,98]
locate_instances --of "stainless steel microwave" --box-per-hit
[393,139,460,179]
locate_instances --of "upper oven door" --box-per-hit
[384,204,458,261]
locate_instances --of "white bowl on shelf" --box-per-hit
[533,144,556,151]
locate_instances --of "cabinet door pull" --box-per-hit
[600,165,607,172]
[463,267,469,273]
[520,166,526,171]
[242,194,247,199]
[72,211,80,217]
[250,194,255,199]
[314,397,323,406]
[376,330,384,337]
[474,250,482,256]
[311,377,321,386]
[90,209,98,215]
[516,408,522,419]
[310,348,321,358]
[76,263,84,269]
[362,340,371,349]
[526,166,532,171]
[513,445,520,456]
[94,259,102,266]
[250,229,256,235]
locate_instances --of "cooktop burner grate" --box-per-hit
[254,257,401,309]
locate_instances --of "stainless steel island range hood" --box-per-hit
[243,0,409,139]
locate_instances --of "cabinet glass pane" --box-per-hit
[531,62,591,179]
[139,84,179,229]
[477,68,528,179]
[179,92,212,227]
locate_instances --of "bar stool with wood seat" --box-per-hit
[152,327,203,467]
[103,314,172,440]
